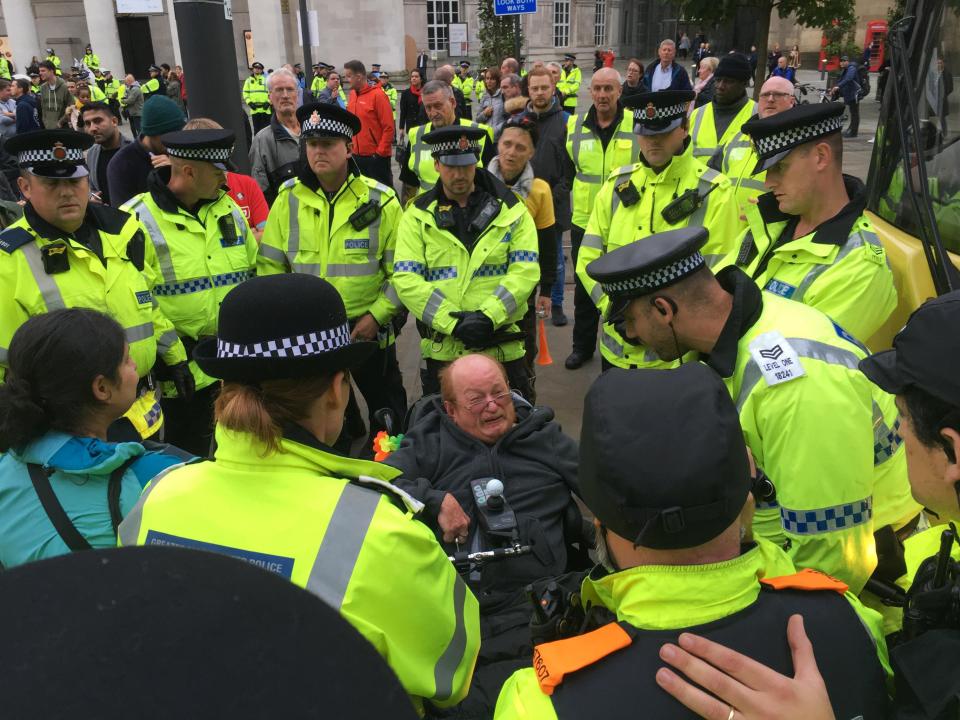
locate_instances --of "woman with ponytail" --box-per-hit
[116,274,480,713]
[0,308,193,568]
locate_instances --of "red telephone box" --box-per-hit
[864,20,887,71]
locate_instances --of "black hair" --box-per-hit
[39,60,56,72]
[13,78,30,94]
[0,309,126,451]
[502,113,539,147]
[902,385,960,464]
[343,60,366,77]
[79,101,114,122]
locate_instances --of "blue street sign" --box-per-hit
[494,0,536,15]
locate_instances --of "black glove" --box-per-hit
[613,319,643,346]
[449,311,494,349]
[168,361,195,402]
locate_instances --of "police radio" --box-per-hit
[661,181,719,224]
[349,199,382,231]
[217,215,243,248]
[900,523,960,643]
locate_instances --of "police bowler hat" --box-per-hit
[194,274,376,382]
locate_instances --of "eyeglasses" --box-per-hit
[460,391,512,413]
[759,91,793,100]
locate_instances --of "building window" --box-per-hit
[427,0,460,52]
[554,0,570,48]
[594,0,607,47]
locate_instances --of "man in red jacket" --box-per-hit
[343,59,395,188]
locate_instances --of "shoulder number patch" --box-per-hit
[748,331,806,387]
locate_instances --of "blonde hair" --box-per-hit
[214,374,335,454]
[701,56,719,74]
[184,117,222,130]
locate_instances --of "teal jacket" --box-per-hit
[0,432,192,568]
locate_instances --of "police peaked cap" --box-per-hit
[161,128,236,170]
[296,102,361,141]
[423,124,486,166]
[624,90,694,136]
[580,364,751,550]
[741,102,845,174]
[6,128,93,179]
[563,53,576,60]
[586,226,709,322]
[0,547,418,718]
[194,273,376,381]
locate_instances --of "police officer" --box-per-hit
[258,103,407,441]
[393,125,540,397]
[722,102,898,345]
[122,128,256,456]
[101,69,123,119]
[575,90,743,371]
[689,53,757,166]
[309,62,325,100]
[243,61,271,135]
[494,362,890,719]
[82,44,100,72]
[556,53,581,113]
[379,71,398,118]
[453,61,475,118]
[0,129,188,441]
[401,80,495,198]
[586,227,921,594]
[142,65,162,101]
[563,67,638,370]
[45,48,62,76]
[118,273,481,715]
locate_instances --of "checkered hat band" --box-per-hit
[753,115,844,158]
[166,146,234,162]
[18,148,85,165]
[216,322,352,359]
[634,102,688,123]
[302,117,354,138]
[431,139,482,154]
[601,252,705,295]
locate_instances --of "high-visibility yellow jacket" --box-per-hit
[494,538,890,719]
[557,66,582,112]
[392,170,540,362]
[257,171,403,342]
[46,54,62,75]
[382,82,398,114]
[576,145,744,368]
[118,424,481,713]
[720,129,768,213]
[242,74,271,115]
[407,119,494,193]
[704,267,919,593]
[718,179,897,344]
[82,52,100,71]
[565,107,638,230]
[122,181,256,395]
[88,83,106,102]
[103,78,122,99]
[141,77,161,100]
[689,98,756,165]
[0,205,186,437]
[452,74,475,103]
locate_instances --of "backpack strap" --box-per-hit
[27,464,92,551]
[759,568,849,595]
[533,621,634,696]
[107,456,140,536]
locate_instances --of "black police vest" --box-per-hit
[547,583,889,719]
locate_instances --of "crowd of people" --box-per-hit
[0,35,956,720]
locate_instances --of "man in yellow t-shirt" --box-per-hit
[487,115,557,401]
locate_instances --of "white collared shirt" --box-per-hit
[651,63,674,91]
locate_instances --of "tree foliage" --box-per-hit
[477,0,523,70]
[675,0,859,96]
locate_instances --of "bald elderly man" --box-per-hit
[385,353,583,715]
[719,75,796,211]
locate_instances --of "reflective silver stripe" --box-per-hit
[327,261,379,277]
[691,104,707,146]
[432,576,470,702]
[601,327,624,356]
[258,243,288,266]
[590,282,604,304]
[292,262,321,275]
[610,186,621,216]
[287,192,300,270]
[735,337,862,409]
[689,169,721,226]
[423,288,446,327]
[738,178,767,192]
[383,282,401,307]
[582,233,604,250]
[493,285,518,315]
[703,253,726,269]
[229,207,246,242]
[125,322,154,343]
[135,202,177,284]
[157,329,179,353]
[117,461,187,546]
[576,172,603,183]
[693,148,717,157]
[367,188,381,263]
[21,243,66,310]
[570,114,587,171]
[383,250,395,265]
[792,230,878,303]
[305,483,381,609]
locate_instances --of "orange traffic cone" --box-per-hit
[537,318,553,366]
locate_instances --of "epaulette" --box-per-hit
[357,176,398,205]
[89,202,135,235]
[760,568,849,595]
[609,163,641,182]
[533,622,633,696]
[352,474,425,516]
[413,185,441,212]
[279,177,299,192]
[0,226,35,254]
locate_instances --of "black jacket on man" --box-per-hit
[526,97,574,232]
